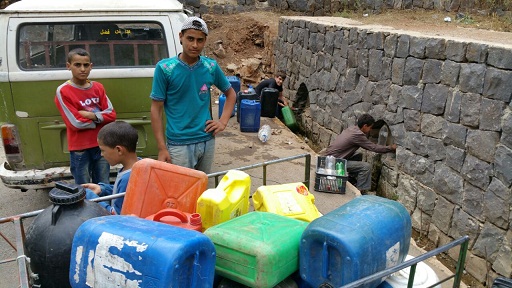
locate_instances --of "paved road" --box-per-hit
[0,147,49,288]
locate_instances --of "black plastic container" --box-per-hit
[260,88,279,118]
[236,91,259,123]
[25,182,110,288]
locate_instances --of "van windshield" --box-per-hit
[18,21,168,69]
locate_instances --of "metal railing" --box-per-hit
[337,235,470,288]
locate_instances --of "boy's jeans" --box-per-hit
[70,147,110,184]
[167,138,215,174]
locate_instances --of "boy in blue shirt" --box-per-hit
[82,121,139,214]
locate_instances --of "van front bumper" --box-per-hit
[0,162,120,191]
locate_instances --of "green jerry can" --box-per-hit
[281,106,298,132]
[204,211,308,288]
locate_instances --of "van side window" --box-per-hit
[17,22,168,69]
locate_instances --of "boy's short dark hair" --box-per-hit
[98,121,138,152]
[275,71,286,80]
[67,48,90,63]
[357,114,375,128]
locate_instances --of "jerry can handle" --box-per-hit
[152,208,188,223]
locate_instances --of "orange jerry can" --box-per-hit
[146,208,203,232]
[121,158,208,217]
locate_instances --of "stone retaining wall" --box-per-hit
[275,16,512,283]
[181,0,511,16]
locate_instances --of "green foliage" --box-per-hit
[456,14,476,24]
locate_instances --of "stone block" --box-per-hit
[422,59,443,84]
[384,34,398,58]
[445,145,465,172]
[502,108,512,149]
[484,178,511,230]
[449,207,480,247]
[390,124,407,147]
[357,29,368,49]
[417,184,437,215]
[382,57,393,80]
[466,42,488,63]
[460,154,492,190]
[324,30,335,55]
[426,136,445,161]
[445,40,466,62]
[494,144,512,187]
[472,222,506,261]
[368,49,384,81]
[383,108,404,125]
[483,67,512,102]
[421,84,449,115]
[391,58,405,85]
[462,182,485,221]
[403,57,424,85]
[357,49,369,77]
[466,129,500,163]
[480,98,506,132]
[347,45,358,68]
[465,253,490,283]
[404,109,421,131]
[460,92,481,128]
[433,163,463,204]
[425,38,446,60]
[400,84,423,110]
[412,208,431,233]
[387,84,401,113]
[492,230,512,277]
[396,35,410,58]
[440,60,460,87]
[432,195,455,234]
[408,131,427,156]
[444,89,461,123]
[488,46,512,70]
[409,37,426,58]
[367,31,385,50]
[459,63,486,94]
[421,113,445,139]
[396,173,419,213]
[381,164,398,186]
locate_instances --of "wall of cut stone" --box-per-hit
[275,16,512,283]
[181,0,511,17]
[267,0,509,15]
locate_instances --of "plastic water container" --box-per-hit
[260,87,279,118]
[146,208,203,232]
[121,158,208,217]
[25,182,109,288]
[227,75,241,94]
[196,170,251,231]
[300,195,412,288]
[252,182,322,222]
[70,215,216,288]
[204,211,308,288]
[236,91,259,123]
[377,255,440,288]
[219,94,235,118]
[281,106,298,132]
[240,99,261,132]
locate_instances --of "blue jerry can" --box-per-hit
[300,195,412,288]
[70,215,216,288]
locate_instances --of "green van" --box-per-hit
[0,0,189,190]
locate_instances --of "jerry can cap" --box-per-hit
[49,182,86,205]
